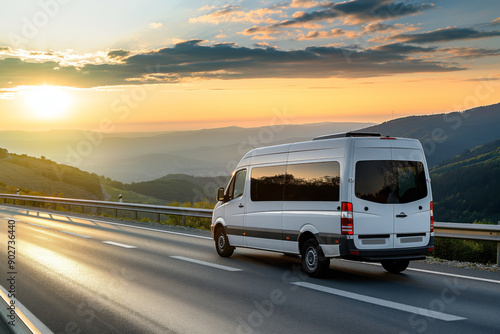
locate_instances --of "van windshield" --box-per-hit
[355,160,427,204]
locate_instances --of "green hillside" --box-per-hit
[0,148,103,200]
[430,139,500,223]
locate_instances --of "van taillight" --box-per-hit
[430,201,434,232]
[341,202,353,235]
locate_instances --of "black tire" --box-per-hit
[381,259,410,273]
[215,227,234,257]
[301,239,330,278]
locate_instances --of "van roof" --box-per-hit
[241,134,421,161]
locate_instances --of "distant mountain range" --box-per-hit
[1,102,499,223]
[0,122,374,182]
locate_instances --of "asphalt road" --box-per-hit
[0,204,499,334]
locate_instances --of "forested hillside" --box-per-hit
[107,174,230,204]
[363,103,500,167]
[430,139,500,223]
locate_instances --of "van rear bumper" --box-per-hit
[340,236,434,262]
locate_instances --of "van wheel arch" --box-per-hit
[298,231,316,253]
[214,225,234,257]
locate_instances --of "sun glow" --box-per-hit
[25,86,72,119]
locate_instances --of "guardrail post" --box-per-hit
[497,242,500,267]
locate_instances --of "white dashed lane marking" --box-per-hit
[103,241,137,249]
[171,256,242,272]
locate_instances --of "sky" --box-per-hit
[0,0,499,132]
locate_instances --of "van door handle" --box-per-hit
[396,213,407,218]
[239,204,244,208]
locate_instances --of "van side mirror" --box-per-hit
[217,187,226,202]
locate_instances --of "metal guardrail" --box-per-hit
[0,194,213,222]
[0,194,498,265]
[434,222,500,266]
[434,222,500,242]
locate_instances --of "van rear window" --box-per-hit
[355,160,427,204]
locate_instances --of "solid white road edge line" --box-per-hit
[102,241,137,249]
[171,256,242,272]
[60,231,92,239]
[406,267,500,284]
[0,285,54,334]
[292,281,466,322]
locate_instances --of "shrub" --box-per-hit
[432,238,497,264]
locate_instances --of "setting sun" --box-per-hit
[24,86,72,120]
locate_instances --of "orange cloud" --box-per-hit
[297,28,347,40]
[190,6,284,25]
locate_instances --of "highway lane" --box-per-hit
[0,205,499,334]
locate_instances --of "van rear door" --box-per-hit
[352,140,394,249]
[352,138,431,250]
[391,142,431,248]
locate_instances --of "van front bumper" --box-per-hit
[340,236,434,262]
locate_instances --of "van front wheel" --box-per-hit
[215,228,234,257]
[301,239,330,278]
[381,259,410,273]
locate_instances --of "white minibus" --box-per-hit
[211,132,434,277]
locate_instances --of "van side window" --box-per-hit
[355,160,427,204]
[285,162,340,201]
[251,165,286,201]
[228,169,247,201]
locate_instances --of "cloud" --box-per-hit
[239,25,283,39]
[0,40,465,89]
[280,0,434,26]
[198,5,215,11]
[215,33,227,38]
[148,22,163,29]
[241,1,433,39]
[107,50,131,60]
[360,22,419,35]
[290,0,319,8]
[369,42,437,54]
[297,28,349,40]
[441,47,500,59]
[190,5,283,24]
[393,27,500,44]
[253,42,278,49]
[491,17,500,26]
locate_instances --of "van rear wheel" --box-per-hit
[381,259,410,273]
[215,228,234,257]
[301,239,330,278]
